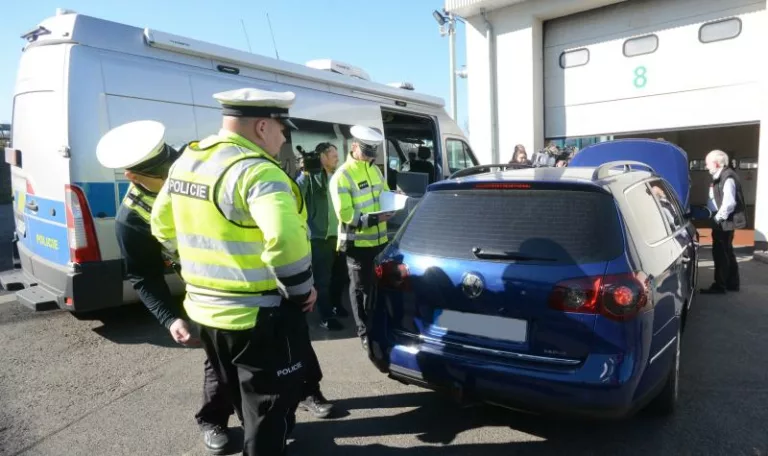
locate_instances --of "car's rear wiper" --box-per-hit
[471,247,557,262]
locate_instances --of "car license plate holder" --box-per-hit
[432,309,528,343]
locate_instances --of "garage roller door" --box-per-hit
[543,0,766,139]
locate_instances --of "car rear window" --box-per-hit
[397,189,624,264]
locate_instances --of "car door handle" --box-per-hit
[681,254,691,264]
[25,201,39,213]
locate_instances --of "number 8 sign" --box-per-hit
[634,66,648,88]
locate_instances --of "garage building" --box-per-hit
[445,0,768,250]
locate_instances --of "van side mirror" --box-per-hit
[686,205,712,221]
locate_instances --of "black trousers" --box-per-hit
[301,340,323,398]
[195,357,238,429]
[345,244,385,337]
[330,248,349,313]
[194,302,312,456]
[712,227,739,290]
[310,237,348,320]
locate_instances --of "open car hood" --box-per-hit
[570,139,691,208]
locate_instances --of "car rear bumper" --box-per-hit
[15,241,124,312]
[376,330,648,419]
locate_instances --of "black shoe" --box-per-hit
[333,306,349,318]
[298,392,334,419]
[319,318,344,331]
[202,425,230,455]
[700,284,726,294]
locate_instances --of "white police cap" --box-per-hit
[213,88,298,130]
[350,125,384,146]
[96,120,167,170]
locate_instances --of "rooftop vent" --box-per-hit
[305,59,371,81]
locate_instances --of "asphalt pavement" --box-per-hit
[0,247,767,456]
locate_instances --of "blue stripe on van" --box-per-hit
[74,182,117,218]
[117,182,130,202]
[18,194,70,266]
[68,182,132,219]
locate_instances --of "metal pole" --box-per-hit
[448,14,458,121]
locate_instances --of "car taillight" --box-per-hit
[548,272,650,321]
[375,260,411,291]
[472,183,532,190]
[65,184,101,264]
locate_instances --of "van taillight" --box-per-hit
[64,184,101,263]
[375,260,411,291]
[548,272,650,321]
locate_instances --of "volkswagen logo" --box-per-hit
[461,272,485,299]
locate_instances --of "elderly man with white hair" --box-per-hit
[701,149,748,295]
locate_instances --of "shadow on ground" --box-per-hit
[85,304,188,349]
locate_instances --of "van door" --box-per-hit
[381,110,442,236]
[10,91,72,268]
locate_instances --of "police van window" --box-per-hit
[285,119,352,176]
[386,139,404,171]
[446,139,474,174]
[624,181,671,244]
[106,96,196,153]
[648,180,683,233]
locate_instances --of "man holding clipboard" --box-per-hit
[329,126,405,352]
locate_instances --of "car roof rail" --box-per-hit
[449,163,532,179]
[591,160,656,181]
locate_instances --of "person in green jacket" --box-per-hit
[297,142,350,331]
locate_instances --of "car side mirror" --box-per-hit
[686,204,712,221]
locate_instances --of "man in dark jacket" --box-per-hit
[297,143,350,330]
[701,149,748,294]
[291,142,346,419]
[97,120,236,455]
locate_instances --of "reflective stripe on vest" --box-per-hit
[333,161,388,248]
[124,184,156,224]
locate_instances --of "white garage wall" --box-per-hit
[544,0,766,138]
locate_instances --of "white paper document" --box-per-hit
[369,191,409,215]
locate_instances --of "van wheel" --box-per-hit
[646,329,681,416]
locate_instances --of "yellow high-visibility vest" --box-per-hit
[329,155,389,249]
[151,130,313,330]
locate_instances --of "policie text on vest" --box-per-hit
[168,179,210,200]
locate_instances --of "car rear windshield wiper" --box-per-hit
[471,247,557,262]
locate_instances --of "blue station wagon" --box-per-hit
[367,139,707,418]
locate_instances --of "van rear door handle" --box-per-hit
[681,254,691,264]
[25,201,39,212]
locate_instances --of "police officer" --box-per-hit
[150,88,317,456]
[328,126,392,352]
[96,120,236,455]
